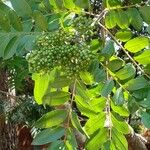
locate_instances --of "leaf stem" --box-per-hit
[63,79,77,142]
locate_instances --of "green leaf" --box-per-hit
[127,8,143,31]
[134,50,150,65]
[128,97,139,114]
[139,6,150,24]
[4,36,20,59]
[34,109,68,128]
[101,40,115,59]
[116,10,130,29]
[111,101,129,117]
[113,87,124,105]
[75,95,97,117]
[43,91,70,106]
[51,76,71,88]
[111,128,128,150]
[86,128,108,150]
[141,112,150,129]
[80,71,94,85]
[85,112,105,135]
[75,80,90,101]
[10,0,32,18]
[75,0,89,9]
[9,10,23,31]
[115,30,133,42]
[133,88,150,100]
[124,77,149,91]
[71,111,87,136]
[107,58,124,72]
[101,80,114,97]
[32,73,53,104]
[124,37,149,53]
[63,0,75,10]
[32,127,65,145]
[66,128,78,148]
[33,10,48,31]
[47,140,65,150]
[106,0,122,8]
[115,64,135,80]
[90,39,103,51]
[0,35,10,57]
[0,10,10,32]
[147,25,150,34]
[144,64,150,75]
[111,114,130,134]
[0,1,11,14]
[105,10,117,29]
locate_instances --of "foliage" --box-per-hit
[0,0,150,149]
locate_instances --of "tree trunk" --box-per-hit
[0,69,18,150]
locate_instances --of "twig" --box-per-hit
[98,22,150,79]
[105,2,146,11]
[64,79,77,142]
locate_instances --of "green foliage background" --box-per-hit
[0,0,150,149]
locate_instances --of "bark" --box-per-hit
[127,133,148,150]
[0,69,18,150]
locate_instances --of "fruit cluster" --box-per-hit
[72,15,96,40]
[26,16,96,77]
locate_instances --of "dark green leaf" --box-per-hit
[0,10,10,32]
[127,8,143,31]
[124,77,149,91]
[113,87,124,105]
[4,36,20,59]
[47,140,64,150]
[9,10,23,31]
[139,6,150,24]
[0,35,10,57]
[10,0,32,17]
[101,79,114,97]
[32,127,65,145]
[147,25,150,34]
[141,112,150,129]
[33,10,48,31]
[47,140,65,150]
[101,40,115,59]
[34,110,68,128]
